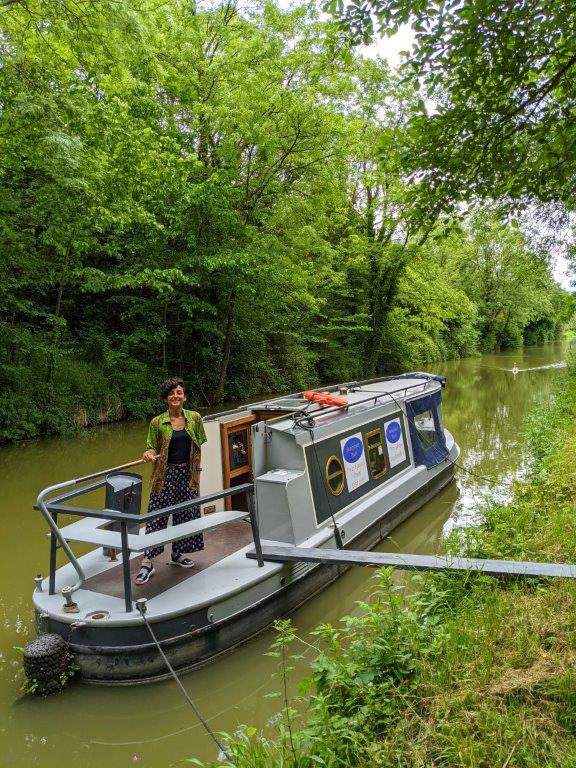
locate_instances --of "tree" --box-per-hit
[326,0,576,212]
[439,209,561,350]
[0,0,568,440]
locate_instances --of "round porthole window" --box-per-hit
[325,455,345,496]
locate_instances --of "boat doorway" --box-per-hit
[220,415,257,510]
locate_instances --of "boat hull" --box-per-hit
[38,461,456,685]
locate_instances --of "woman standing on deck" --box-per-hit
[135,377,207,585]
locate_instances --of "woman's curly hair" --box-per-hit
[160,377,186,400]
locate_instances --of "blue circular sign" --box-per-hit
[342,436,363,463]
[386,421,401,444]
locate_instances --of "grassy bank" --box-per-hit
[200,362,576,767]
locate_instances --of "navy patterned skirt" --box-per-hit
[144,464,204,559]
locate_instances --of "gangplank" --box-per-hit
[247,545,576,580]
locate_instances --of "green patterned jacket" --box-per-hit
[146,409,207,496]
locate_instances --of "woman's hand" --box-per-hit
[142,450,158,463]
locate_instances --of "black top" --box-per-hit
[168,428,192,464]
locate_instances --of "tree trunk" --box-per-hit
[211,290,236,404]
[365,245,407,377]
[54,279,64,319]
[49,255,69,382]
[161,298,168,370]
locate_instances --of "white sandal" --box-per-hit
[135,563,155,585]
[170,554,195,569]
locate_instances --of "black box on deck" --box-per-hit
[103,471,142,557]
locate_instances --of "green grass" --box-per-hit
[197,363,576,768]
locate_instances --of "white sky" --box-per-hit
[361,23,415,68]
[553,255,572,290]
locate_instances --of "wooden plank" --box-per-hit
[246,545,576,580]
[59,510,249,552]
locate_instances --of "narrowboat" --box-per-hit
[33,373,459,684]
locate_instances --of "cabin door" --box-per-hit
[220,415,257,511]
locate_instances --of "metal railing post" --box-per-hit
[49,511,58,595]
[246,489,264,567]
[37,480,87,596]
[120,522,133,613]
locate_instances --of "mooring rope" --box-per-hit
[449,459,501,485]
[135,599,229,759]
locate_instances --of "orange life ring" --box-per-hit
[303,390,349,408]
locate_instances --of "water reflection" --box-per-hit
[437,346,567,530]
[0,342,569,767]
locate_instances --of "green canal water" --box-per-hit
[0,343,568,767]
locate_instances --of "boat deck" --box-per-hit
[83,521,254,600]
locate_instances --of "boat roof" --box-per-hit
[204,372,444,424]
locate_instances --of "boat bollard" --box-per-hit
[34,575,43,593]
[61,585,80,614]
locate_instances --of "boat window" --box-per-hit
[436,402,443,429]
[228,429,249,470]
[413,410,437,449]
[325,455,345,496]
[363,428,387,479]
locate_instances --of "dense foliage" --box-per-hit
[0,0,568,441]
[328,0,576,221]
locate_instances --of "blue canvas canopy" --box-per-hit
[405,390,448,468]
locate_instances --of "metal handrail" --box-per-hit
[36,461,149,596]
[203,371,442,421]
[44,484,255,524]
[37,479,92,597]
[36,462,263,612]
[290,380,436,429]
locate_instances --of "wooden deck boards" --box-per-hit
[84,520,254,599]
[247,545,576,579]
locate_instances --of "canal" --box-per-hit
[0,342,568,767]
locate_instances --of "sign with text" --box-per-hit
[384,418,406,467]
[340,433,369,492]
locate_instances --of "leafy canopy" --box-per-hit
[326,0,576,210]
